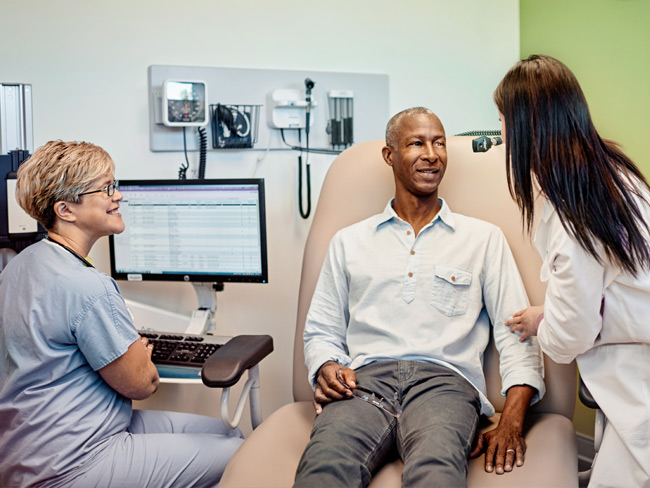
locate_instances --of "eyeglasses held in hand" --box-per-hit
[79,180,119,198]
[337,368,402,418]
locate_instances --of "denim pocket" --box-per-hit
[431,265,472,316]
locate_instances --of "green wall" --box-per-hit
[519,0,650,437]
[520,0,650,176]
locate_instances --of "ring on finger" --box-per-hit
[506,449,516,454]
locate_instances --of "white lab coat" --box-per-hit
[534,198,650,488]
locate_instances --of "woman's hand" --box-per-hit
[505,305,544,342]
[98,336,160,400]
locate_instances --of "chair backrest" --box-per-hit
[293,137,575,419]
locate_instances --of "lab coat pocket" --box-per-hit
[431,265,472,316]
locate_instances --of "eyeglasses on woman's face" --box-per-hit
[78,180,119,198]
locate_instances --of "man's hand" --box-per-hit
[312,361,356,415]
[469,385,534,474]
[469,420,526,474]
[505,305,544,342]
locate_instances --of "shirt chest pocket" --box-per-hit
[431,265,472,316]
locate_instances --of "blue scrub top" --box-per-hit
[0,239,139,487]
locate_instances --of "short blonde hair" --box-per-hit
[16,141,114,229]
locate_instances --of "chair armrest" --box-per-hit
[201,335,274,388]
[578,374,599,409]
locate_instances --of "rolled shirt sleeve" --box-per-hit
[304,235,352,387]
[482,228,545,404]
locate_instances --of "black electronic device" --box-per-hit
[109,178,268,285]
[472,135,503,153]
[1,150,47,256]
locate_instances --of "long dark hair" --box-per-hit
[494,54,650,276]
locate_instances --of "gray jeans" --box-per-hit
[294,360,481,488]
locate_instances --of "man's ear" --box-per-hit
[53,201,77,224]
[382,145,393,167]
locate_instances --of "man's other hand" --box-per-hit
[312,361,356,414]
[469,423,526,475]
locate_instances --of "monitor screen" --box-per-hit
[109,179,268,284]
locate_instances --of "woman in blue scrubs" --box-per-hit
[496,55,650,487]
[0,140,243,487]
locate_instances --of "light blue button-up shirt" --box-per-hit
[304,199,545,416]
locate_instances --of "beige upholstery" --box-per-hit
[220,137,578,487]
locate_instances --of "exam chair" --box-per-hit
[201,334,274,429]
[577,376,605,486]
[219,137,578,487]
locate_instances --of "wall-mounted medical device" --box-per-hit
[327,90,354,149]
[210,103,261,149]
[0,83,33,154]
[266,88,318,129]
[472,134,502,152]
[1,83,46,259]
[161,79,208,127]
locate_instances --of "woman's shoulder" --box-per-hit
[30,241,118,298]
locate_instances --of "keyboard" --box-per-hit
[140,331,223,367]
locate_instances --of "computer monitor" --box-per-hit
[109,178,268,285]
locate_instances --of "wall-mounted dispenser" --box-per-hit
[327,89,354,149]
[266,88,318,129]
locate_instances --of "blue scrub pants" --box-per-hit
[294,360,481,488]
[63,410,244,488]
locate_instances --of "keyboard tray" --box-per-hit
[140,332,223,367]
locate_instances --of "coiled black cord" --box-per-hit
[178,127,190,179]
[455,130,501,136]
[197,127,207,179]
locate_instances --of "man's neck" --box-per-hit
[392,194,441,236]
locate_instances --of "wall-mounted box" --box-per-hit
[266,89,317,129]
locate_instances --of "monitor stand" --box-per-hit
[185,282,224,335]
[124,282,225,337]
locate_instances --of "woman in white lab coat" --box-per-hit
[495,55,650,488]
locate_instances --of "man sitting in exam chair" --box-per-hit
[294,107,545,487]
[0,140,243,488]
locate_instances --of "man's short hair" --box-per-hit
[385,107,437,147]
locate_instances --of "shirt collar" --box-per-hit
[372,197,456,231]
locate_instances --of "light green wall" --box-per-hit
[520,0,650,176]
[519,0,650,437]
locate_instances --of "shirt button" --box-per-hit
[406,230,411,235]
[408,272,413,278]
[451,275,456,281]
[410,250,415,255]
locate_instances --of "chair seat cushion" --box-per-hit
[220,401,578,487]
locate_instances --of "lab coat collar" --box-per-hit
[541,198,556,223]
